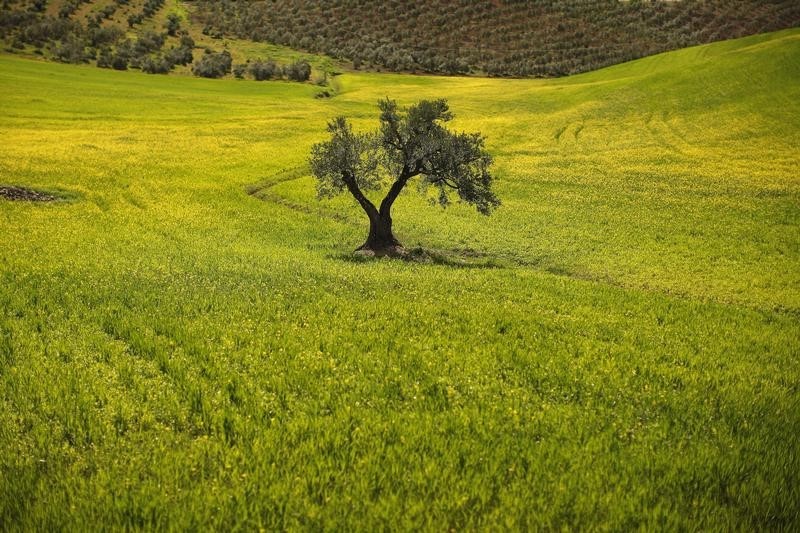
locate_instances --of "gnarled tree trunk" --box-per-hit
[359,211,400,253]
[346,168,412,255]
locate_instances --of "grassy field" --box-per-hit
[1,29,799,530]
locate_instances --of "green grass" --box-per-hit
[1,29,799,530]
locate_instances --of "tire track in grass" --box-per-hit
[246,165,354,224]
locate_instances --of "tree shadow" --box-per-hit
[331,246,510,269]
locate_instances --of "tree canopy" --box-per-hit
[310,98,499,253]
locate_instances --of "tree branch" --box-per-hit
[429,176,459,189]
[342,171,378,220]
[379,166,418,216]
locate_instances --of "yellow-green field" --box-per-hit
[1,29,799,529]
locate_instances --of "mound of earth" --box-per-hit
[0,185,57,202]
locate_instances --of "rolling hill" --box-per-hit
[0,22,798,531]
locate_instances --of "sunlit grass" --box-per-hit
[0,29,798,530]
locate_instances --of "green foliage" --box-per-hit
[132,30,163,56]
[58,0,88,20]
[110,51,126,70]
[248,57,279,81]
[377,98,498,214]
[95,45,111,68]
[164,43,192,67]
[285,58,311,81]
[126,12,142,28]
[165,13,180,37]
[232,61,246,79]
[0,29,799,529]
[88,26,122,48]
[310,97,499,246]
[310,117,381,197]
[140,54,171,74]
[52,33,86,63]
[191,49,231,78]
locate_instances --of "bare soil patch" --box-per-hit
[0,186,57,202]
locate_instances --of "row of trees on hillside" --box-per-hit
[231,58,311,82]
[193,0,800,77]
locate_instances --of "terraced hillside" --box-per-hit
[194,0,800,76]
[1,26,799,530]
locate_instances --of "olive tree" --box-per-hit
[310,98,499,254]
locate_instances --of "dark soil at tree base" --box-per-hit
[0,186,56,202]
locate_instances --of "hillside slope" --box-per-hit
[193,0,800,76]
[0,0,335,81]
[2,0,800,79]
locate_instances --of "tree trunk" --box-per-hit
[355,168,414,254]
[341,168,413,255]
[358,211,401,254]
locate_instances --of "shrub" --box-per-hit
[285,59,311,82]
[192,49,232,78]
[127,13,144,28]
[89,26,123,47]
[165,45,193,66]
[101,5,117,19]
[249,58,279,81]
[141,55,172,74]
[111,54,128,70]
[53,34,86,63]
[20,16,77,47]
[142,0,165,18]
[165,13,180,36]
[134,31,164,55]
[232,62,247,79]
[96,47,113,68]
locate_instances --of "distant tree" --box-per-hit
[141,55,172,74]
[111,54,128,70]
[53,34,86,63]
[310,99,499,254]
[100,4,117,19]
[127,13,144,27]
[134,30,164,55]
[169,33,194,65]
[96,46,113,68]
[285,59,311,81]
[163,45,190,66]
[249,58,278,80]
[89,26,123,47]
[192,49,231,78]
[165,13,180,36]
[142,0,165,18]
[232,62,247,79]
[58,0,82,19]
